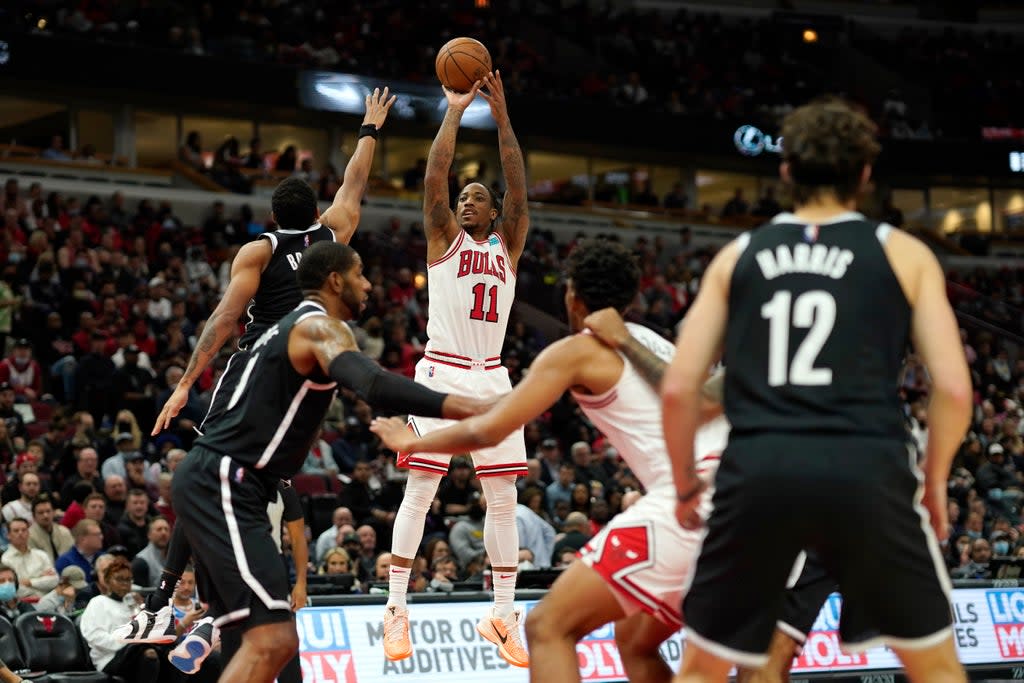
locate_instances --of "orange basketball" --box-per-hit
[435,37,492,93]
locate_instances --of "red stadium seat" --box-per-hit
[30,402,54,423]
[291,473,328,497]
[25,422,49,440]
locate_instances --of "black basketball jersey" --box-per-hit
[238,224,336,350]
[723,212,911,438]
[196,300,338,479]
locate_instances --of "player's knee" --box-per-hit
[400,471,441,514]
[246,622,300,662]
[614,626,660,665]
[524,601,569,643]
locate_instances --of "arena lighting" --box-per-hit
[734,125,782,157]
[299,71,497,130]
[802,29,818,43]
[1011,151,1024,173]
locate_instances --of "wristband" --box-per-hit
[359,124,378,140]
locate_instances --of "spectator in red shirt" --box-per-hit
[388,268,417,307]
[0,339,43,402]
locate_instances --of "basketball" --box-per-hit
[435,37,492,93]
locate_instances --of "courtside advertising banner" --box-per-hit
[296,588,1024,682]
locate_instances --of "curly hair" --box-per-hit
[102,556,132,583]
[781,96,881,205]
[271,176,319,231]
[564,239,641,313]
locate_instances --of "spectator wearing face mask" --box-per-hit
[0,564,35,621]
[0,339,42,402]
[991,531,1014,557]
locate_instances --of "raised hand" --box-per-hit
[478,70,509,124]
[443,80,482,112]
[362,87,397,129]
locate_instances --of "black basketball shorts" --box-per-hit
[777,549,838,644]
[682,433,953,668]
[172,446,294,631]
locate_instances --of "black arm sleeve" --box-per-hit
[328,352,448,418]
[279,482,304,523]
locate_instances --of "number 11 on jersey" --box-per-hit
[470,282,499,323]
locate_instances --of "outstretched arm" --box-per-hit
[424,84,481,256]
[371,338,579,455]
[152,241,268,434]
[298,316,481,420]
[319,87,396,244]
[480,71,528,268]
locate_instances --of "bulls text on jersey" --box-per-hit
[456,250,507,284]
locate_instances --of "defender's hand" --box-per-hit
[584,308,631,350]
[371,417,416,453]
[362,87,397,129]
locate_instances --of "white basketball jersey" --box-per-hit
[425,230,516,361]
[572,322,727,501]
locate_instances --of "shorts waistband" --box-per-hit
[423,349,502,371]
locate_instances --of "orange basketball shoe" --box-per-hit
[383,605,412,661]
[476,608,529,668]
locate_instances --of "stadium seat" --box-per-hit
[0,616,28,673]
[30,402,54,423]
[25,421,49,440]
[291,473,328,497]
[13,612,111,682]
[308,493,340,537]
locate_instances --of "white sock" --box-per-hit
[493,569,517,617]
[386,566,411,609]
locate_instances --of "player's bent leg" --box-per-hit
[735,629,801,683]
[891,635,966,683]
[384,469,442,661]
[674,641,732,683]
[613,612,678,683]
[524,560,627,683]
[217,621,299,683]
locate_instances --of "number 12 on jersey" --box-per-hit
[470,282,499,323]
[761,290,836,386]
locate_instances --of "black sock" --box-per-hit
[145,524,192,610]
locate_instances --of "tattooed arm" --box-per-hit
[424,84,482,261]
[583,308,725,420]
[152,240,269,434]
[480,71,529,269]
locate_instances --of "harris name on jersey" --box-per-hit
[754,241,855,281]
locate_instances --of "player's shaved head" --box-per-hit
[297,241,358,292]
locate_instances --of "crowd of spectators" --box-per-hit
[8,1,1024,137]
[0,164,1019,675]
